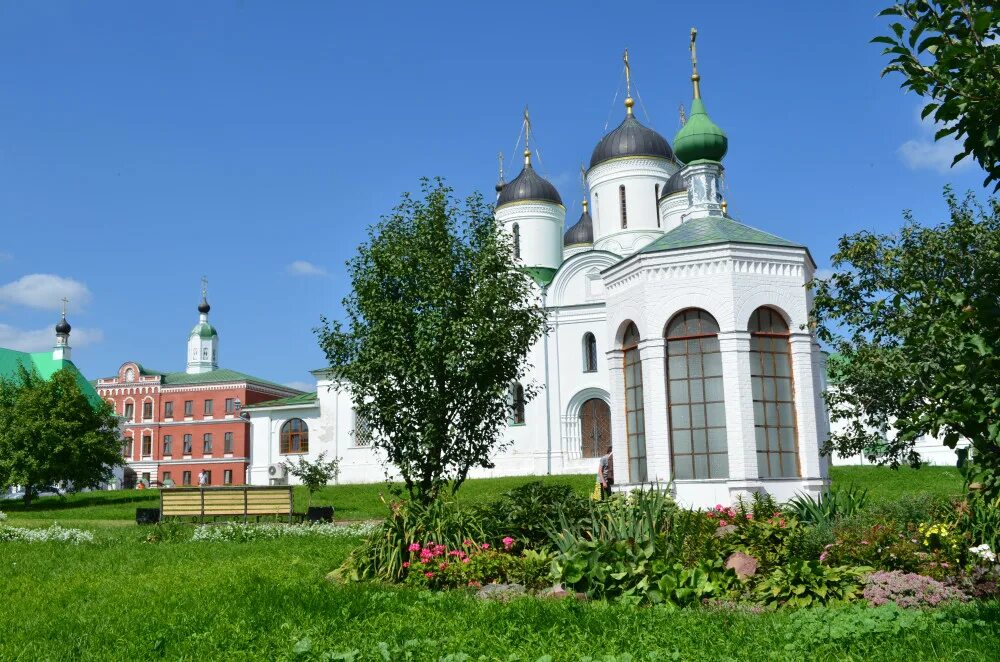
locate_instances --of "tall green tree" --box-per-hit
[317,178,546,503]
[874,1,1000,189]
[811,190,1000,496]
[0,366,123,505]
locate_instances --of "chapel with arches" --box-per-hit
[245,31,830,506]
[488,30,830,506]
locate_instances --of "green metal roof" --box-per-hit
[244,391,319,410]
[639,215,803,254]
[112,366,301,392]
[0,348,103,407]
[190,322,218,339]
[521,266,558,287]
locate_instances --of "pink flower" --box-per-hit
[819,552,828,562]
[462,557,470,564]
[502,536,515,549]
[481,543,490,550]
[719,520,728,527]
[402,561,410,568]
[439,562,448,570]
[746,514,753,520]
[408,543,421,552]
[463,539,474,546]
[715,504,724,512]
[861,540,869,545]
[425,572,434,578]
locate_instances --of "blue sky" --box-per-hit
[0,1,987,389]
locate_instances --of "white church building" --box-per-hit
[247,35,831,506]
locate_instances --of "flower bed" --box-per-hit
[334,482,1000,610]
[0,523,94,544]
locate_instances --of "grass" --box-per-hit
[0,466,994,660]
[1,529,997,661]
[1,467,964,526]
[1,473,596,525]
[829,465,964,503]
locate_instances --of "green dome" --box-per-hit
[673,99,727,164]
[190,322,218,339]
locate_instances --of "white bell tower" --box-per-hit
[186,277,219,374]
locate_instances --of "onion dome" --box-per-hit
[55,315,71,335]
[674,28,728,164]
[496,150,563,208]
[198,297,211,314]
[659,170,687,200]
[673,99,727,164]
[590,100,674,169]
[563,200,594,246]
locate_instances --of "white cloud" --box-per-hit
[287,261,328,277]
[283,380,315,393]
[898,106,971,173]
[0,274,92,311]
[0,323,104,352]
[0,252,11,262]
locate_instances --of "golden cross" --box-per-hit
[497,151,504,184]
[623,48,631,98]
[201,275,208,298]
[61,297,68,316]
[690,27,701,99]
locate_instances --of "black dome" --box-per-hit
[590,115,674,169]
[563,208,594,246]
[198,297,211,314]
[55,317,71,334]
[496,163,563,207]
[659,170,687,200]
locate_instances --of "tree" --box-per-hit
[285,452,341,509]
[811,190,1000,496]
[0,366,123,506]
[873,1,1000,190]
[317,178,547,503]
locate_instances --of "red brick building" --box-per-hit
[96,292,300,487]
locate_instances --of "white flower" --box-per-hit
[190,521,377,542]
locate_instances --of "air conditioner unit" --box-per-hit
[268,463,288,479]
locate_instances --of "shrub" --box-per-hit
[336,497,485,582]
[711,505,799,569]
[953,492,1000,552]
[824,521,928,573]
[0,523,94,544]
[652,559,741,607]
[401,540,552,591]
[475,481,588,549]
[781,602,959,653]
[753,560,866,608]
[863,570,967,608]
[787,484,868,527]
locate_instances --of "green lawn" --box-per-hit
[0,528,997,660]
[1,473,596,525]
[1,467,963,527]
[0,467,995,660]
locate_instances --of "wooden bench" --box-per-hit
[160,486,294,523]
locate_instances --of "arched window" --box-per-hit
[580,398,610,458]
[512,223,520,259]
[510,382,525,425]
[665,310,728,479]
[622,323,647,482]
[280,418,309,454]
[749,307,799,477]
[654,184,661,227]
[582,333,598,372]
[619,185,628,229]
